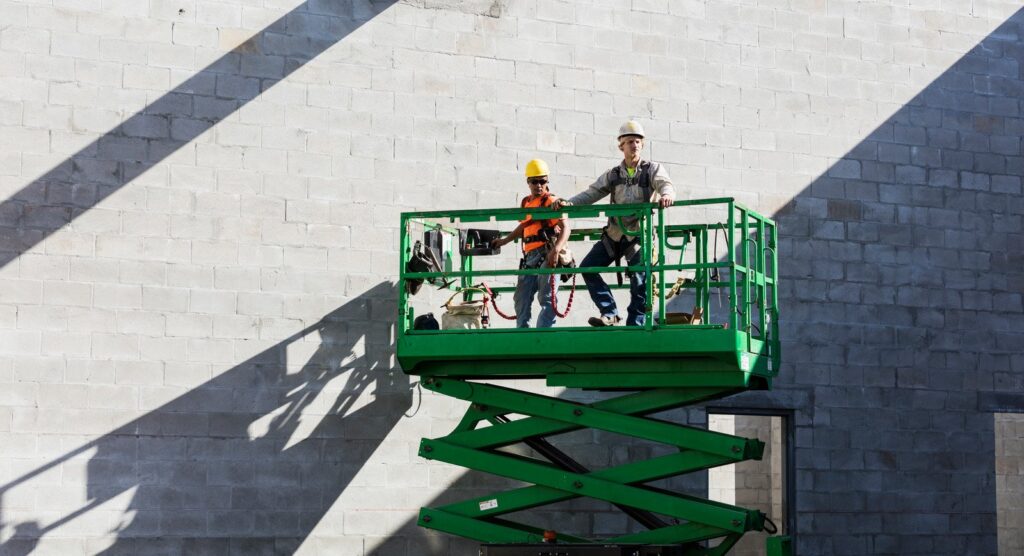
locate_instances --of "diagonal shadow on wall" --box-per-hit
[0,281,410,555]
[377,8,1024,556]
[0,0,397,271]
[762,8,1024,556]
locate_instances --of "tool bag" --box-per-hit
[552,244,576,283]
[405,240,444,295]
[441,287,489,329]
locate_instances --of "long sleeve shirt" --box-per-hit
[567,160,675,241]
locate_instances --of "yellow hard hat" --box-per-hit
[525,159,549,179]
[618,120,645,140]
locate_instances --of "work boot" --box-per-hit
[588,315,621,327]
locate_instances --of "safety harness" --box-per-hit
[520,193,559,251]
[603,160,660,285]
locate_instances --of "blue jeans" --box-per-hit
[513,249,557,328]
[579,237,647,326]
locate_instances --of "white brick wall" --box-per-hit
[1,0,1022,554]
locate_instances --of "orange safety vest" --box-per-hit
[520,193,560,253]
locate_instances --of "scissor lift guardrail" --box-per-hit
[397,198,789,555]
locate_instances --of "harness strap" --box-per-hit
[523,230,555,245]
[600,232,642,286]
[521,191,551,208]
[608,161,657,205]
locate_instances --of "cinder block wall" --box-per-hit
[1,1,1022,554]
[708,414,786,556]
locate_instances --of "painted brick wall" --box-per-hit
[1,1,1022,554]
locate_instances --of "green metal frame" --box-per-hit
[397,198,786,554]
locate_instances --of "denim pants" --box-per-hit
[513,248,557,328]
[579,237,647,326]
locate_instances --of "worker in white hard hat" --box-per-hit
[491,159,571,328]
[554,121,675,327]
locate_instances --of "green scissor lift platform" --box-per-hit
[398,198,790,555]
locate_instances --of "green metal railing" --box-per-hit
[399,197,778,359]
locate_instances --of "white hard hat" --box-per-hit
[618,120,645,140]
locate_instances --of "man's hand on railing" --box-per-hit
[551,197,572,209]
[658,195,674,209]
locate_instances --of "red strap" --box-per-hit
[550,273,575,318]
[481,283,517,321]
[480,276,576,321]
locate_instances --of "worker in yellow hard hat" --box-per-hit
[491,159,571,328]
[554,120,675,327]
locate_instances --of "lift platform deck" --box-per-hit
[397,198,789,555]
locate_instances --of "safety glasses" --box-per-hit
[528,178,548,185]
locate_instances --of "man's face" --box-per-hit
[527,176,548,196]
[619,136,644,159]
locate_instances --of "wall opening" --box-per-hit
[707,410,791,556]
[997,412,1024,555]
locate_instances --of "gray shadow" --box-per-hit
[0,281,411,555]
[707,8,1024,556]
[0,0,397,271]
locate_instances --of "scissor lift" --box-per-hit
[398,199,790,555]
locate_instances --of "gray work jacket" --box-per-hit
[567,160,675,241]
